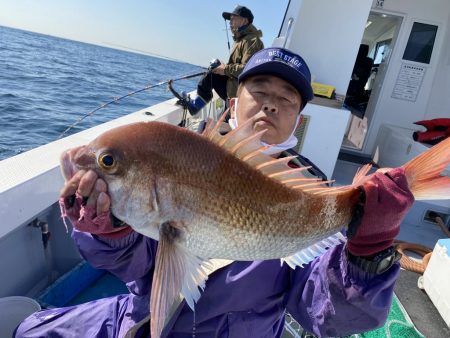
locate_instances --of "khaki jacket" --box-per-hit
[224,24,264,98]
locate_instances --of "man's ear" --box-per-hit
[229,97,238,118]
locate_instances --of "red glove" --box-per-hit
[59,194,132,239]
[414,118,450,131]
[347,167,414,257]
[413,130,448,145]
[59,170,132,240]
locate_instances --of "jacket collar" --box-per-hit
[232,24,262,41]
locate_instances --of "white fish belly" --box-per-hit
[184,219,340,261]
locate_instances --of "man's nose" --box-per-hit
[262,102,278,114]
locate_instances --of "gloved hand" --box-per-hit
[347,167,415,257]
[60,169,132,239]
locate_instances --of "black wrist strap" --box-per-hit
[111,215,128,228]
[346,246,401,275]
[346,187,366,240]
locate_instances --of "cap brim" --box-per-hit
[239,62,314,102]
[222,12,232,20]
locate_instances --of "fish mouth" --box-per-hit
[60,146,96,180]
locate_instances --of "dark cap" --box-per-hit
[222,5,254,23]
[238,47,314,104]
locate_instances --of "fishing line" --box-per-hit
[57,70,206,139]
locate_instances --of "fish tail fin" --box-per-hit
[403,136,450,200]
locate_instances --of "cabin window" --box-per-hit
[373,39,392,65]
[402,22,438,64]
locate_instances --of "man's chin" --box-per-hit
[260,134,282,145]
[254,126,276,142]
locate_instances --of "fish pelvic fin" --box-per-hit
[150,221,232,337]
[281,232,346,269]
[181,258,233,310]
[403,136,450,200]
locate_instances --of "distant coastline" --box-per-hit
[0,24,198,67]
[99,41,190,65]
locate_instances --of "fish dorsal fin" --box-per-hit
[307,165,374,196]
[203,108,230,140]
[201,118,216,138]
[352,164,373,185]
[281,232,346,269]
[280,177,321,187]
[205,112,322,185]
[310,164,371,196]
[268,166,312,180]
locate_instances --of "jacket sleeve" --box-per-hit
[224,38,264,79]
[72,229,157,287]
[286,242,400,337]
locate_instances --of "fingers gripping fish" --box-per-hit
[60,113,450,338]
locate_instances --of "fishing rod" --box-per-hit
[224,19,231,52]
[57,70,206,139]
[168,59,222,128]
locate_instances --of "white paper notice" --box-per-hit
[391,63,426,102]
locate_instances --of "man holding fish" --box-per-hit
[16,48,418,338]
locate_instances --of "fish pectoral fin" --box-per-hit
[280,232,346,269]
[150,221,231,338]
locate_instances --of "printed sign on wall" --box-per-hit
[391,63,426,102]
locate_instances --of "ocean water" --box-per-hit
[0,26,202,161]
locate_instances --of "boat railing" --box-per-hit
[0,93,223,240]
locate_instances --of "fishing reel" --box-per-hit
[208,58,221,71]
[167,80,189,128]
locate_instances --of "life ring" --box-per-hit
[394,240,432,274]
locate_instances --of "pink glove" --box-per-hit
[347,167,414,257]
[60,193,132,239]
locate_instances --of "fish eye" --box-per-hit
[98,153,115,169]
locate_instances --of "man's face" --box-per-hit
[229,15,248,33]
[233,75,302,145]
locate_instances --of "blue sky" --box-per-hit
[0,0,289,66]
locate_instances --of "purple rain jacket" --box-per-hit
[15,228,400,338]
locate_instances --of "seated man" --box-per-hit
[16,47,413,338]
